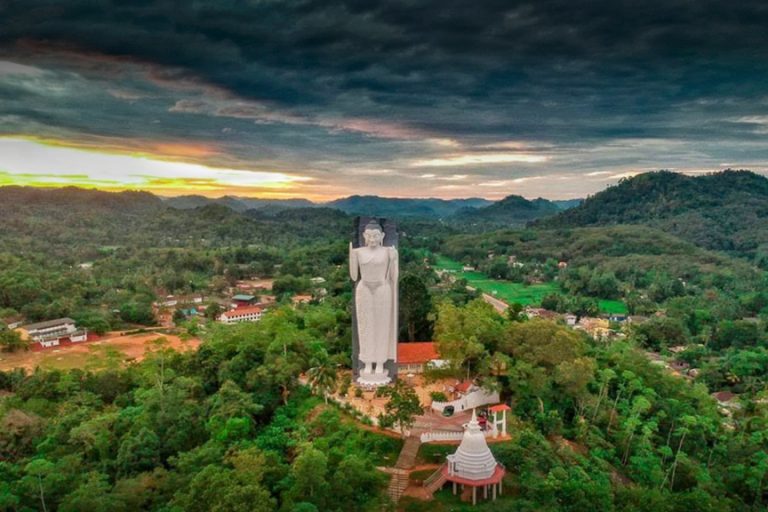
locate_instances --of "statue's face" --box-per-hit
[363,228,385,247]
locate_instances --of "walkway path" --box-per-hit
[387,435,422,502]
[481,292,509,314]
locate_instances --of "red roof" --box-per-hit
[455,380,474,393]
[489,404,511,412]
[397,342,440,364]
[223,305,264,317]
[441,463,505,486]
[712,391,737,403]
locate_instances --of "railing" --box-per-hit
[420,430,464,443]
[420,428,497,443]
[423,463,448,489]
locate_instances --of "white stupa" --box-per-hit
[447,409,498,480]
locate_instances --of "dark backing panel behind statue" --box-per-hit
[351,216,399,382]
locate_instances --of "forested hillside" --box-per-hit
[451,195,564,227]
[326,195,493,218]
[539,170,768,263]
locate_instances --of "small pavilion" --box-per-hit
[441,409,505,505]
[489,403,511,438]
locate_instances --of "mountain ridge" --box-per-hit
[537,169,768,260]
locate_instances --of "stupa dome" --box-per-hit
[447,409,498,480]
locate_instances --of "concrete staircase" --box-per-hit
[386,435,422,502]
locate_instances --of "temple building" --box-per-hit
[396,342,445,375]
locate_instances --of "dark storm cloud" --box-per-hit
[1,0,768,198]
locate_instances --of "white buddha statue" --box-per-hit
[349,220,398,385]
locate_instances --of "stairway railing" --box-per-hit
[423,463,447,489]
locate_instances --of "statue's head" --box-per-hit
[363,221,385,247]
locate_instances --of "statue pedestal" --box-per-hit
[357,372,391,388]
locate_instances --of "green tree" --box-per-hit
[116,428,161,476]
[0,327,27,352]
[59,471,124,512]
[434,299,505,373]
[399,273,433,341]
[376,381,423,436]
[285,445,329,508]
[306,362,337,404]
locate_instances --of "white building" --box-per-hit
[219,305,264,324]
[19,318,84,348]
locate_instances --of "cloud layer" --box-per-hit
[1,1,768,198]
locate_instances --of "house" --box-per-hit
[576,317,612,339]
[558,261,568,269]
[396,342,445,375]
[564,314,578,326]
[1,315,24,330]
[219,305,264,324]
[292,294,313,305]
[524,307,560,320]
[462,265,476,272]
[454,380,475,394]
[232,294,257,308]
[310,277,326,285]
[711,391,742,415]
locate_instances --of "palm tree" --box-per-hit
[307,363,338,404]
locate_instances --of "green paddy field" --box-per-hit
[434,255,627,314]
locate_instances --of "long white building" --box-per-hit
[219,305,264,324]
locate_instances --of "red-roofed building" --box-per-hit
[455,380,474,394]
[219,305,264,324]
[397,342,443,375]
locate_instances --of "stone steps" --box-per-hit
[386,469,409,501]
[386,435,422,503]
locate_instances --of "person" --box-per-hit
[349,220,398,384]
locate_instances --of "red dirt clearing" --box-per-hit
[0,332,201,371]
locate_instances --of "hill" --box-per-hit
[161,193,580,221]
[324,195,492,218]
[164,194,493,218]
[0,186,350,261]
[538,170,768,262]
[163,195,314,212]
[450,194,562,227]
[443,224,759,284]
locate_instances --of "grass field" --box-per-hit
[435,255,627,314]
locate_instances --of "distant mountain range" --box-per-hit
[163,195,314,212]
[161,193,580,223]
[450,195,574,226]
[5,170,768,260]
[538,170,768,260]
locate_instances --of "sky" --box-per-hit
[1,1,768,201]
